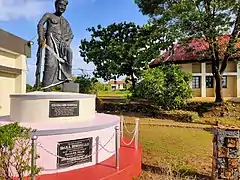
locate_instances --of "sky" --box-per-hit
[0,0,148,85]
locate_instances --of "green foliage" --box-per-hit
[74,74,104,94]
[79,22,171,89]
[0,123,41,179]
[134,64,192,110]
[135,0,240,102]
[26,84,34,92]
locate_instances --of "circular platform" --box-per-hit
[10,92,96,123]
[0,113,120,175]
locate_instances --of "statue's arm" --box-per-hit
[65,21,74,46]
[37,13,49,45]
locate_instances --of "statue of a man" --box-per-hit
[35,0,74,91]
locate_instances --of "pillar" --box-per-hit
[237,61,240,97]
[201,63,206,97]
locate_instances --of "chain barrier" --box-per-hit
[123,120,136,134]
[120,116,139,147]
[121,128,137,146]
[37,132,115,162]
[99,143,115,154]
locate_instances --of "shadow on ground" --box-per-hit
[142,163,211,180]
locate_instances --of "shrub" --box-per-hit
[0,123,41,179]
[74,75,98,94]
[133,64,192,110]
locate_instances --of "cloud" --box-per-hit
[0,0,52,21]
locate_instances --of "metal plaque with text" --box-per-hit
[49,100,79,118]
[57,137,93,169]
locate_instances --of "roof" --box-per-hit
[109,80,126,85]
[150,35,240,68]
[0,29,31,58]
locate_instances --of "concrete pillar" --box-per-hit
[237,61,240,97]
[201,63,206,97]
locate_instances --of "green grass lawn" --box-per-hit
[123,116,213,179]
[97,90,130,97]
[98,94,240,179]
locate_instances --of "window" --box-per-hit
[118,84,121,89]
[206,76,213,88]
[222,76,227,88]
[192,76,201,89]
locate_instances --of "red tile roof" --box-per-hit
[150,35,240,67]
[109,80,126,85]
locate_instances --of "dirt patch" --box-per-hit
[185,102,240,118]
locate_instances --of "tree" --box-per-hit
[74,75,98,94]
[79,22,170,90]
[134,64,192,110]
[135,0,240,103]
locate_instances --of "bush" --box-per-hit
[74,75,98,94]
[74,75,110,94]
[0,123,41,179]
[133,64,192,110]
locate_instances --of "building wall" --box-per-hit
[192,88,201,97]
[0,72,16,116]
[179,64,192,73]
[206,87,215,97]
[225,61,237,72]
[192,63,201,73]
[206,61,237,73]
[0,49,26,116]
[223,76,237,97]
[111,84,125,90]
[180,61,239,98]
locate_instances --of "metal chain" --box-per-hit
[37,132,115,162]
[99,143,115,154]
[121,128,137,146]
[123,120,136,134]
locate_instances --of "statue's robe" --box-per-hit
[37,13,73,89]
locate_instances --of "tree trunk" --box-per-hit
[131,73,136,90]
[214,72,223,103]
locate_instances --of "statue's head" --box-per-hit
[55,0,68,14]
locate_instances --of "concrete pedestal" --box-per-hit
[0,92,120,177]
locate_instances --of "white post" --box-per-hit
[31,135,38,180]
[115,126,120,170]
[237,62,240,97]
[120,115,124,138]
[95,136,99,164]
[201,63,206,97]
[135,118,139,150]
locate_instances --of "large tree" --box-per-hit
[135,0,240,103]
[79,22,170,89]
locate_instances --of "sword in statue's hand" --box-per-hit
[34,39,46,89]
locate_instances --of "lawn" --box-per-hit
[123,116,213,180]
[97,95,240,179]
[97,90,130,97]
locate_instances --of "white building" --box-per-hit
[0,29,31,116]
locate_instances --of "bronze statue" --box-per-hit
[35,0,74,91]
